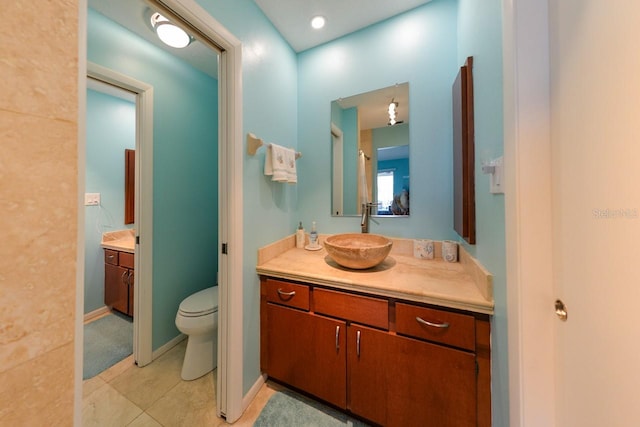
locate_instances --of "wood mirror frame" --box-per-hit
[125,148,135,225]
[452,56,475,244]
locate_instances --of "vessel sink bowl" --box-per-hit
[323,233,393,269]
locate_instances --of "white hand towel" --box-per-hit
[265,143,297,183]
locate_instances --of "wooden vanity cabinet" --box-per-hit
[347,324,390,426]
[266,304,347,408]
[260,276,491,427]
[104,249,134,317]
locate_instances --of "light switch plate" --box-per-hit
[490,156,504,194]
[84,193,100,206]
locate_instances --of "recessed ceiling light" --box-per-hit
[311,15,326,30]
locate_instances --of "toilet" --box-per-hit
[175,286,218,381]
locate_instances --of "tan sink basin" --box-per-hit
[323,233,393,269]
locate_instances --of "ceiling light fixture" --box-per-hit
[388,99,399,126]
[150,12,192,48]
[311,15,326,30]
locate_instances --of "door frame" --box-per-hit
[76,0,244,423]
[503,0,555,425]
[87,62,155,368]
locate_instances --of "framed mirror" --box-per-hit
[330,83,410,217]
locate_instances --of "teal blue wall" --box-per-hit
[457,0,507,425]
[84,89,135,313]
[194,0,299,394]
[342,107,359,215]
[87,9,219,350]
[297,0,459,238]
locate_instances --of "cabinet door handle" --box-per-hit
[335,326,340,352]
[276,288,296,297]
[356,330,361,357]
[121,270,129,285]
[416,316,450,329]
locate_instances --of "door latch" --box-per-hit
[555,299,568,321]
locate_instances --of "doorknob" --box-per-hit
[555,299,568,321]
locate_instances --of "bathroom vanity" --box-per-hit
[257,235,493,427]
[101,230,135,317]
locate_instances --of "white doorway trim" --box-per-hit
[87,62,155,368]
[141,0,244,422]
[503,0,555,425]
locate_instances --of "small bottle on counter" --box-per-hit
[296,222,305,248]
[309,221,318,247]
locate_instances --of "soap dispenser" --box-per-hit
[296,222,305,249]
[309,221,319,248]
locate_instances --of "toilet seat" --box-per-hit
[178,286,218,317]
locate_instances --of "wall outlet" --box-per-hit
[84,193,101,206]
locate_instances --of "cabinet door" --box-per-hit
[386,334,477,427]
[347,324,389,426]
[105,263,128,315]
[266,304,347,408]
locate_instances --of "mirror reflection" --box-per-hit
[331,83,410,217]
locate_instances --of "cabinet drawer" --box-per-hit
[265,279,310,311]
[119,252,134,269]
[314,288,388,330]
[104,250,119,265]
[395,303,475,351]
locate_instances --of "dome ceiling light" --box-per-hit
[150,12,192,49]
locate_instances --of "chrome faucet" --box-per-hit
[361,203,376,233]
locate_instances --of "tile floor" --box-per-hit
[82,340,279,426]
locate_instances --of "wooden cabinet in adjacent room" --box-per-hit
[104,249,134,317]
[260,276,491,427]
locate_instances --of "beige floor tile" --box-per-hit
[109,342,185,410]
[83,375,107,399]
[99,354,135,383]
[145,371,222,427]
[127,412,163,427]
[82,383,143,427]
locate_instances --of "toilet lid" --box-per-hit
[179,286,218,317]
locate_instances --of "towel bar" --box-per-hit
[246,133,302,159]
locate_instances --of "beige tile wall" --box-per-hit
[1,1,79,424]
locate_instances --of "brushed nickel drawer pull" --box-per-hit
[107,254,115,259]
[335,326,340,351]
[416,316,450,329]
[276,288,296,297]
[356,330,361,357]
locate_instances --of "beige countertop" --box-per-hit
[257,235,494,315]
[101,229,135,253]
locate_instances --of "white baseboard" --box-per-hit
[151,334,187,361]
[83,306,110,323]
[242,374,267,409]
